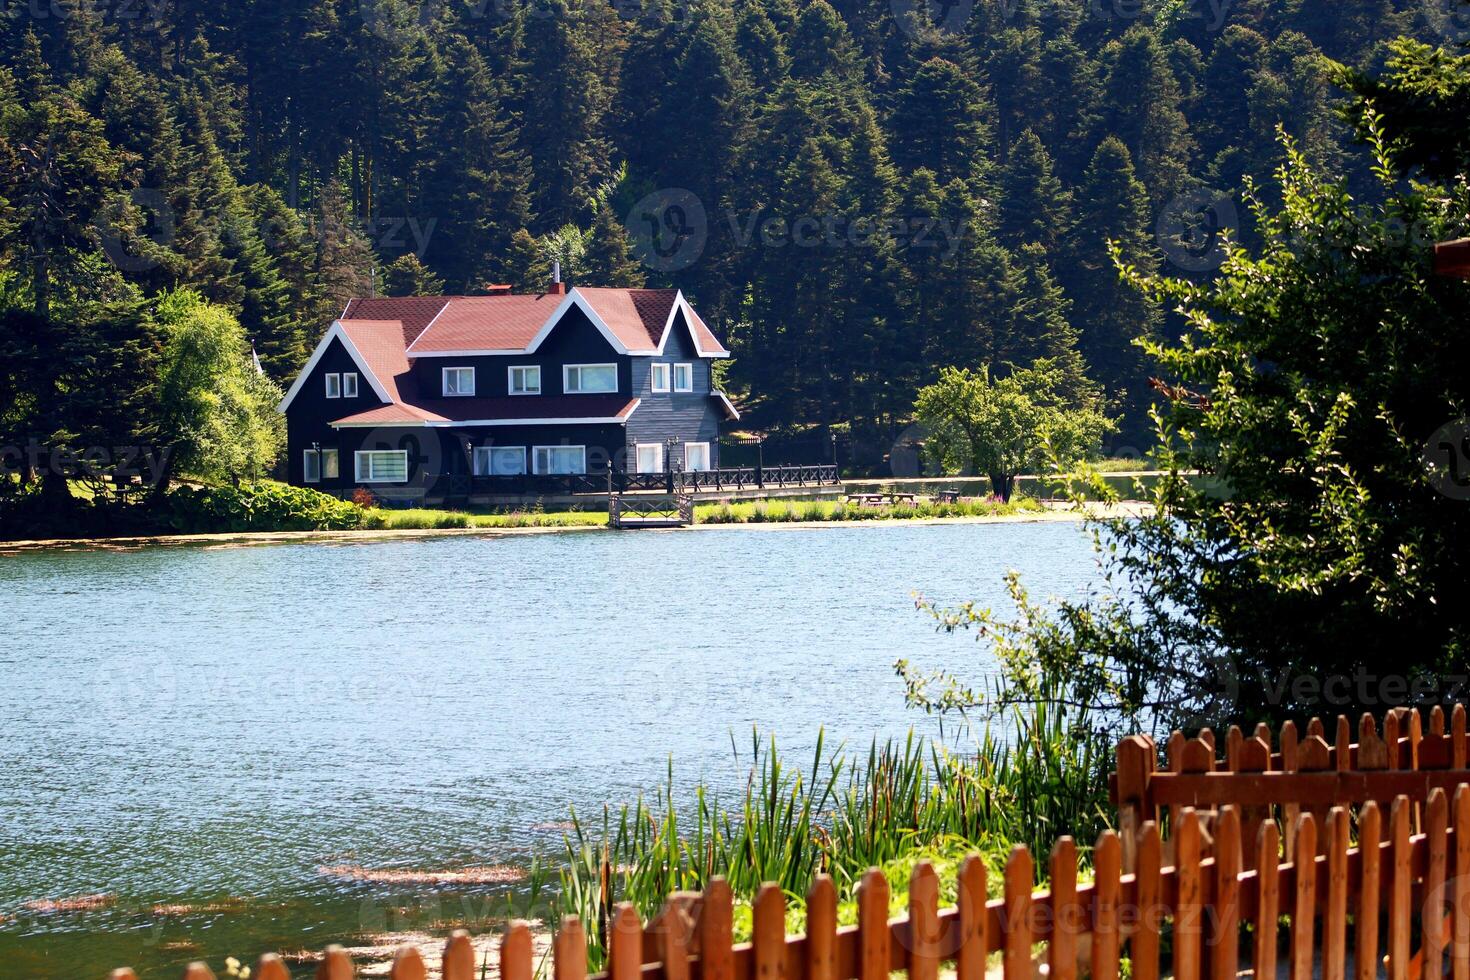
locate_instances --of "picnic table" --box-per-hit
[844,491,920,507]
[932,489,961,504]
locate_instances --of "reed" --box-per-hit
[555,693,1109,967]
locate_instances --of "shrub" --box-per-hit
[351,487,378,509]
[167,482,366,533]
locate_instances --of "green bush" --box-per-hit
[167,482,367,533]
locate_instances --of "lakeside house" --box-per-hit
[278,278,742,501]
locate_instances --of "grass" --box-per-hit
[695,496,1043,524]
[554,690,1111,969]
[349,495,1044,531]
[365,507,608,530]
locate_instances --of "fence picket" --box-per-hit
[1427,788,1450,980]
[1003,846,1033,980]
[1336,715,1352,770]
[807,875,837,980]
[107,972,138,980]
[1359,714,1389,770]
[1049,837,1078,980]
[956,855,988,980]
[1324,807,1349,980]
[556,917,588,980]
[700,880,734,980]
[1357,801,1383,980]
[1092,831,1121,980]
[316,946,353,980]
[254,955,291,980]
[1255,821,1281,980]
[1281,721,1300,864]
[442,930,475,980]
[503,922,534,980]
[182,965,216,980]
[1211,807,1241,980]
[908,861,941,980]
[1175,810,1202,980]
[1291,813,1318,980]
[1389,796,1411,980]
[610,904,643,980]
[1132,822,1162,980]
[1455,785,1470,980]
[754,883,786,980]
[858,869,890,980]
[1456,705,1468,769]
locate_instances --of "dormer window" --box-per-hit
[443,367,475,397]
[673,363,694,392]
[651,363,671,393]
[509,365,541,395]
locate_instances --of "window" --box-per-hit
[474,446,527,476]
[443,367,476,397]
[355,450,409,482]
[635,443,664,474]
[563,363,617,394]
[673,362,694,392]
[325,373,341,399]
[533,445,586,475]
[509,365,541,395]
[650,363,671,393]
[341,373,358,398]
[321,448,340,479]
[303,449,321,483]
[685,442,711,472]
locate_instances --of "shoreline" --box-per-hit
[0,501,1151,553]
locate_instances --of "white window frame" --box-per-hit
[325,373,341,399]
[508,365,542,395]
[685,442,711,472]
[475,445,527,476]
[303,449,321,483]
[442,366,476,397]
[354,449,410,483]
[650,362,671,393]
[321,447,340,479]
[673,362,694,392]
[341,373,358,398]
[635,443,664,474]
[532,445,587,475]
[563,363,618,395]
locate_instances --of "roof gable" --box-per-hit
[277,320,396,413]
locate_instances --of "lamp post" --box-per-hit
[665,436,680,493]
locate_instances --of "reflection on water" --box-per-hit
[0,522,1100,978]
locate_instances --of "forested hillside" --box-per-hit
[0,0,1458,464]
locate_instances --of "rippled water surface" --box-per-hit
[0,522,1101,978]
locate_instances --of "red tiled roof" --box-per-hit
[342,296,452,347]
[578,287,673,349]
[335,319,414,402]
[404,294,563,354]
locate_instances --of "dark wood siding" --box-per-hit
[625,311,723,469]
[405,307,630,399]
[284,336,386,486]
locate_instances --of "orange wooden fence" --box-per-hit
[1113,704,1470,868]
[112,790,1470,980]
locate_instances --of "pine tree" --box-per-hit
[1093,26,1195,206]
[581,207,647,287]
[313,178,375,318]
[380,254,445,296]
[998,129,1071,251]
[1063,136,1160,431]
[888,58,995,196]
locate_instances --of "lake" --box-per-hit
[0,521,1102,978]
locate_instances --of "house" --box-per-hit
[278,280,741,499]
